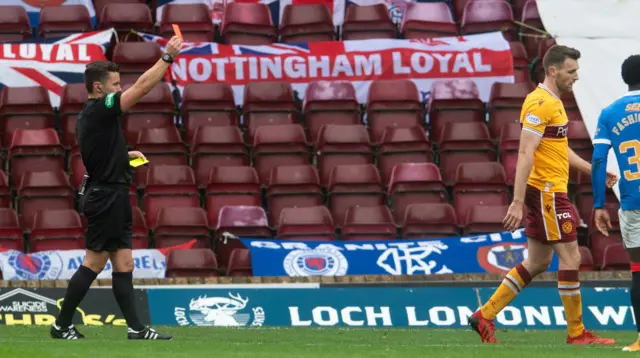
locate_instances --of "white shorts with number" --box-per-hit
[619,209,640,249]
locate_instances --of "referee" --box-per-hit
[50,36,182,340]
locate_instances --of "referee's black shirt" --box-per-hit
[76,92,131,186]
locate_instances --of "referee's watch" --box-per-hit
[161,53,174,64]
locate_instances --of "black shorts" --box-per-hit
[81,185,132,253]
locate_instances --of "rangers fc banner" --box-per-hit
[0,29,115,108]
[239,229,560,277]
[0,240,197,281]
[140,31,514,104]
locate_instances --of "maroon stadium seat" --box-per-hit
[266,165,323,226]
[463,204,513,235]
[142,165,199,229]
[154,207,210,249]
[131,206,149,249]
[253,124,310,185]
[452,0,472,21]
[489,82,534,139]
[327,164,385,227]
[579,245,595,271]
[9,129,65,188]
[59,84,89,149]
[16,170,75,232]
[0,170,11,209]
[94,0,146,21]
[134,127,188,188]
[601,243,630,271]
[226,248,253,276]
[342,4,396,40]
[303,81,361,143]
[38,5,92,38]
[30,209,84,252]
[243,82,298,144]
[280,4,335,43]
[181,83,239,143]
[159,4,215,42]
[98,3,153,41]
[277,205,335,241]
[401,203,459,238]
[428,80,484,144]
[589,203,621,268]
[112,42,163,84]
[191,126,249,186]
[166,248,219,277]
[401,1,457,39]
[367,79,423,144]
[0,86,56,146]
[206,166,261,228]
[121,83,175,146]
[498,122,521,185]
[342,206,396,241]
[453,162,509,226]
[221,3,277,45]
[377,126,433,185]
[568,120,593,183]
[316,124,373,186]
[388,162,447,223]
[509,42,531,83]
[0,209,24,252]
[521,0,544,62]
[214,205,271,267]
[0,6,31,42]
[461,0,517,41]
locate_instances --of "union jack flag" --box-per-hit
[0,29,115,108]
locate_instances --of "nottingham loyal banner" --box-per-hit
[0,29,114,107]
[239,229,560,277]
[140,31,514,104]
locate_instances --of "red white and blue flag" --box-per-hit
[138,31,514,104]
[0,29,115,107]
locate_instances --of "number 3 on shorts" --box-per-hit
[620,139,640,181]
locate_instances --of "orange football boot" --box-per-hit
[622,339,640,352]
[469,311,499,344]
[566,330,615,345]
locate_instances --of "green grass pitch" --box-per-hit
[0,326,638,357]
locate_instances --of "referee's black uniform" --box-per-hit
[76,91,133,252]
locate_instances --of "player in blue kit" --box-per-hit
[592,54,640,352]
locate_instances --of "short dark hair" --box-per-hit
[84,61,119,93]
[622,55,640,87]
[542,45,581,73]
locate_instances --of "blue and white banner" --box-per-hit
[239,229,559,277]
[6,0,97,28]
[146,285,635,330]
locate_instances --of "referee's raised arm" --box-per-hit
[120,35,183,112]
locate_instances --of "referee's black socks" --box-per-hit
[112,272,145,331]
[56,265,98,328]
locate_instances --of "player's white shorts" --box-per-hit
[619,209,640,249]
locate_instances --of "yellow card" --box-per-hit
[129,157,149,167]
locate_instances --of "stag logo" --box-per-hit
[174,292,265,327]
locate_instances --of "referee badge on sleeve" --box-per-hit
[525,113,541,125]
[105,93,115,108]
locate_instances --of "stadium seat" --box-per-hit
[303,81,361,143]
[131,206,149,249]
[134,127,188,187]
[428,80,484,144]
[0,208,24,252]
[438,122,497,186]
[98,3,153,41]
[159,4,215,42]
[165,248,219,277]
[327,164,385,227]
[568,120,593,182]
[463,205,513,235]
[461,0,517,41]
[453,162,509,226]
[367,79,423,144]
[214,206,271,268]
[253,124,310,185]
[243,82,298,144]
[206,166,261,228]
[93,0,146,21]
[601,243,630,271]
[8,129,66,188]
[59,84,89,149]
[532,38,556,82]
[401,1,457,39]
[142,165,199,229]
[112,42,163,84]
[452,0,472,20]
[121,83,175,146]
[0,170,11,209]
[579,245,595,271]
[388,163,447,223]
[589,203,621,268]
[342,4,396,40]
[498,122,521,185]
[342,206,397,241]
[226,248,253,277]
[154,207,211,249]
[0,6,31,42]
[509,41,531,83]
[377,126,433,185]
[191,126,249,186]
[279,4,335,43]
[521,0,545,62]
[316,124,374,186]
[574,171,618,222]
[266,165,323,226]
[221,3,277,45]
[181,83,239,143]
[277,205,335,240]
[0,86,56,146]
[489,82,534,139]
[30,209,84,252]
[38,5,93,38]
[16,170,75,232]
[401,203,459,238]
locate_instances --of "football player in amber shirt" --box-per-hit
[469,45,618,345]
